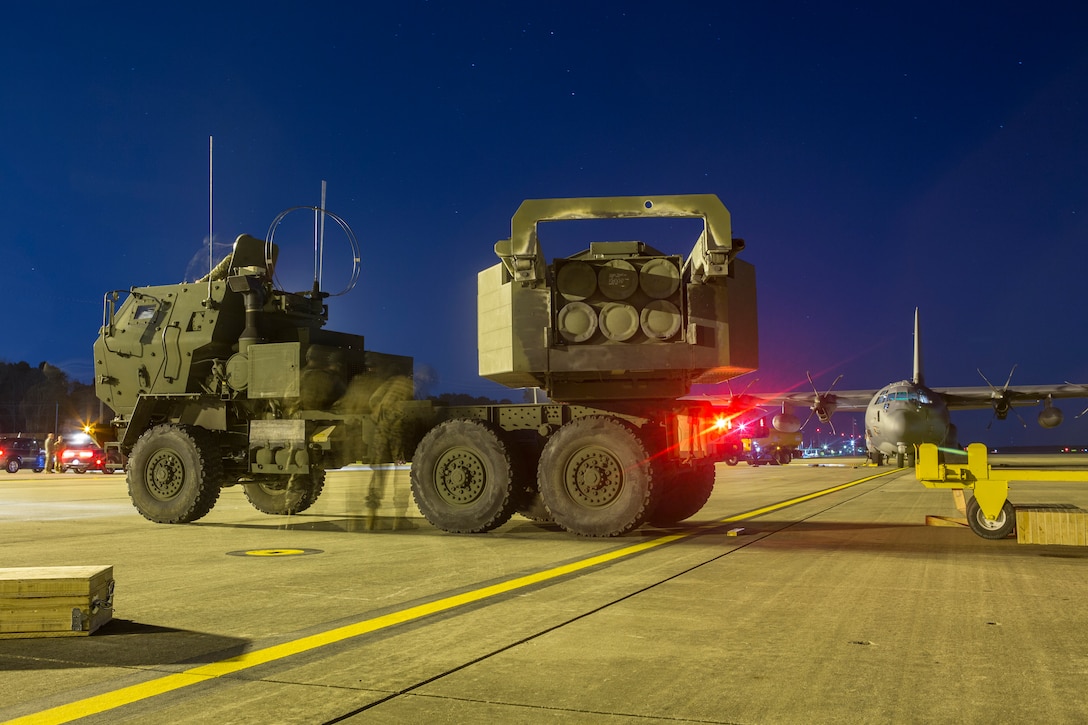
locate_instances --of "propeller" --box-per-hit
[978,365,1027,429]
[719,377,764,416]
[802,371,842,433]
[710,377,770,430]
[726,376,760,404]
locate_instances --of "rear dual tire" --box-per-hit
[244,470,327,515]
[647,461,714,527]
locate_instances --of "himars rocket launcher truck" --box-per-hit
[92,195,758,537]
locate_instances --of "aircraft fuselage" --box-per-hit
[864,379,951,462]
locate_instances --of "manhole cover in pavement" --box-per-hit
[226,548,324,557]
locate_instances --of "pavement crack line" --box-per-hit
[368,691,751,725]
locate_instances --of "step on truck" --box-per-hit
[92,194,758,536]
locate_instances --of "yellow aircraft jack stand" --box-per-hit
[916,443,1088,544]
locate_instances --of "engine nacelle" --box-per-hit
[813,402,837,424]
[772,412,802,433]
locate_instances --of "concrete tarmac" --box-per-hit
[2,457,1088,724]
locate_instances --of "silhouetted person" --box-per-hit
[44,433,56,473]
[365,373,415,530]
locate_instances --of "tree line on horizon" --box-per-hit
[0,359,520,439]
[0,360,102,437]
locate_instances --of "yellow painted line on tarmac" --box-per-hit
[718,468,902,523]
[8,468,897,724]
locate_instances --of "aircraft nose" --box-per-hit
[882,408,928,444]
[882,409,909,442]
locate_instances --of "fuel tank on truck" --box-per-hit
[477,194,757,403]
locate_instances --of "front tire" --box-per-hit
[967,497,1016,539]
[244,469,326,515]
[537,416,655,537]
[127,425,222,523]
[411,419,518,533]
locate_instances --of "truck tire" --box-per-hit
[5,458,18,473]
[537,416,655,537]
[511,444,554,523]
[243,469,326,515]
[647,461,715,527]
[127,425,223,524]
[515,488,554,524]
[411,419,518,533]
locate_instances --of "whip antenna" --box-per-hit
[313,180,327,295]
[207,135,214,301]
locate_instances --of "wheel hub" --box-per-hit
[975,510,1007,531]
[146,449,185,500]
[563,447,623,507]
[434,448,486,505]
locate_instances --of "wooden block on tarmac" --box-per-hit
[925,515,968,528]
[0,565,114,638]
[1015,505,1088,546]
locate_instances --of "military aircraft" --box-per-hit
[706,309,1088,467]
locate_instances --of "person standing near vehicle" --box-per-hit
[44,433,56,473]
[53,436,64,473]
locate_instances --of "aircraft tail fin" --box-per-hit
[913,307,924,386]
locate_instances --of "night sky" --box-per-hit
[3,2,1086,446]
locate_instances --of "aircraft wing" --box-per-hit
[934,383,1088,410]
[690,388,875,412]
[741,389,873,411]
[688,386,873,432]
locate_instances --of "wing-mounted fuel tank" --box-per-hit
[479,194,758,402]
